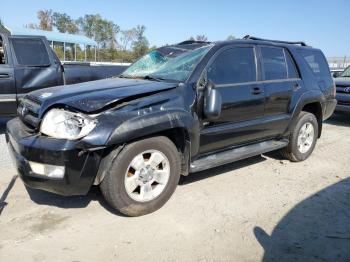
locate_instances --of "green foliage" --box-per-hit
[132,25,149,58]
[76,14,120,49]
[28,10,154,62]
[52,12,78,34]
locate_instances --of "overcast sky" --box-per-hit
[1,0,349,56]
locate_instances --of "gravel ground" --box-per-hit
[0,114,349,262]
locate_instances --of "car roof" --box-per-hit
[174,38,318,52]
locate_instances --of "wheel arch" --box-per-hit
[287,91,324,138]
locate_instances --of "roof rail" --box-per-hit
[177,40,211,45]
[243,35,308,47]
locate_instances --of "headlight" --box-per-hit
[40,109,97,140]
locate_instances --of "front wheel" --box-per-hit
[281,111,319,162]
[100,136,181,216]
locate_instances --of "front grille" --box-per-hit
[338,101,350,106]
[18,96,42,130]
[337,86,350,94]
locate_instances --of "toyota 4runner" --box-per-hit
[6,36,337,216]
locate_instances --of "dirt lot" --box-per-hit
[0,114,349,262]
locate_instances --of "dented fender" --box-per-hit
[106,110,200,154]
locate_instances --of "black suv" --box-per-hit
[334,66,350,113]
[6,36,337,216]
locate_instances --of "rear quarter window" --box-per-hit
[12,38,50,66]
[299,49,330,78]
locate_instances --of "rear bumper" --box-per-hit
[6,118,103,196]
[323,99,337,120]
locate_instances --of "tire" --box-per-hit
[100,136,181,216]
[281,111,319,162]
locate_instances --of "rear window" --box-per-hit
[12,38,50,66]
[260,47,287,80]
[285,51,299,78]
[299,50,330,77]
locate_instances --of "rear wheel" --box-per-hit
[100,136,181,216]
[281,111,319,162]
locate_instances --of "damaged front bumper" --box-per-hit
[6,117,103,196]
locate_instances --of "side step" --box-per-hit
[190,139,289,173]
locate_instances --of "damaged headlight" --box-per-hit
[40,109,97,140]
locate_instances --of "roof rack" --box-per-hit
[243,35,308,46]
[177,40,211,45]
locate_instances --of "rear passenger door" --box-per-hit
[259,46,301,137]
[199,45,266,154]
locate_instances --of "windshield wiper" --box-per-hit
[143,75,166,82]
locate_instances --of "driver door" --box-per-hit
[199,45,266,154]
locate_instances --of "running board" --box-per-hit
[190,139,289,173]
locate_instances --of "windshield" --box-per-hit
[340,66,350,77]
[122,44,212,82]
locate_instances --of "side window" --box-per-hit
[208,47,256,85]
[12,38,50,66]
[299,50,330,78]
[0,36,6,64]
[285,51,299,78]
[261,47,287,80]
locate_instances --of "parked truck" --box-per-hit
[0,33,128,116]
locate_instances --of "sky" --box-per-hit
[1,0,349,57]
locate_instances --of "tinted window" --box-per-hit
[0,37,6,64]
[285,51,299,78]
[208,47,256,85]
[299,50,330,77]
[12,38,50,66]
[261,47,287,80]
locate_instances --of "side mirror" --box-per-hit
[333,72,341,78]
[204,81,222,120]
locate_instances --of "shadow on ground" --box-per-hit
[254,178,350,262]
[326,113,350,127]
[0,175,18,215]
[25,185,127,216]
[0,118,11,135]
[25,155,268,216]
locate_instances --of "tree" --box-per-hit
[37,9,53,31]
[132,25,149,58]
[227,35,236,40]
[120,28,137,51]
[0,18,3,27]
[76,14,119,49]
[196,35,208,41]
[52,12,78,34]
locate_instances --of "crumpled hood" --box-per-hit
[335,77,350,87]
[29,77,178,113]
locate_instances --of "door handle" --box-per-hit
[0,74,10,79]
[251,86,263,95]
[293,83,301,91]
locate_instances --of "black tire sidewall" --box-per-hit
[101,136,181,216]
[290,112,318,161]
